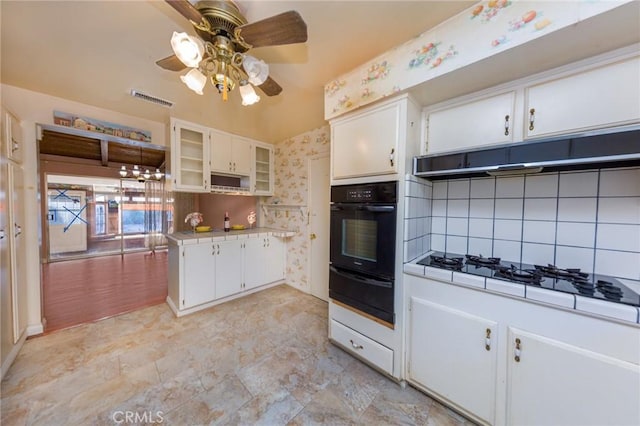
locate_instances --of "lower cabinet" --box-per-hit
[405,274,640,426]
[408,298,497,425]
[168,233,287,314]
[212,240,244,300]
[245,235,285,290]
[506,328,640,426]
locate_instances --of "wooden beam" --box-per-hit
[100,140,109,166]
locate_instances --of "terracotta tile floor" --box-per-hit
[1,285,475,425]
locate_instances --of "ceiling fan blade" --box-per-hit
[235,11,307,48]
[258,76,283,97]
[156,54,187,72]
[165,0,204,24]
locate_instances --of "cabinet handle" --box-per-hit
[350,339,363,350]
[266,238,270,247]
[233,162,236,171]
[217,244,220,255]
[12,138,19,152]
[504,115,510,136]
[485,328,492,351]
[528,108,536,131]
[389,148,395,167]
[514,337,522,362]
[0,229,4,239]
[229,161,232,171]
[212,244,216,255]
[14,223,22,238]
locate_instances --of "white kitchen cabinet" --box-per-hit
[3,108,22,164]
[252,143,274,195]
[408,297,498,425]
[506,327,640,426]
[182,242,215,308]
[425,91,516,154]
[404,273,640,426]
[525,56,640,139]
[167,231,287,316]
[331,98,401,180]
[170,118,210,192]
[210,130,251,176]
[214,239,244,299]
[244,235,285,290]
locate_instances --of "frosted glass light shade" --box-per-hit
[171,31,204,68]
[119,165,128,178]
[180,69,207,95]
[239,83,260,106]
[242,55,269,86]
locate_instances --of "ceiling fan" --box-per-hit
[156,0,307,105]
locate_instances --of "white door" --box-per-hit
[214,239,243,299]
[183,243,215,308]
[47,189,87,254]
[308,155,330,301]
[7,163,27,344]
[409,297,498,425]
[507,327,640,426]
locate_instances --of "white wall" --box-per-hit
[1,84,167,333]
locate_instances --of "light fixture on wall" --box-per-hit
[171,31,266,105]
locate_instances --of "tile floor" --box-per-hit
[1,285,475,425]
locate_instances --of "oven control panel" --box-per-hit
[331,181,397,204]
[346,189,373,201]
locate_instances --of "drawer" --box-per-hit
[330,319,393,374]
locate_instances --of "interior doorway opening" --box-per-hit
[45,174,170,261]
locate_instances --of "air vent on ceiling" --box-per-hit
[130,90,174,108]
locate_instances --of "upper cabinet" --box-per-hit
[422,51,640,155]
[170,118,210,192]
[169,118,274,195]
[253,143,274,196]
[210,130,252,176]
[330,94,419,184]
[525,56,640,139]
[426,91,516,154]
[3,107,23,164]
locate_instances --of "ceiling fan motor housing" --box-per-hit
[195,0,249,52]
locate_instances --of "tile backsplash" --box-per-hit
[404,167,640,281]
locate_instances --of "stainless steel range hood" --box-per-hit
[413,127,640,179]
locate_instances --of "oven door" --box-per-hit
[329,265,394,324]
[329,203,396,279]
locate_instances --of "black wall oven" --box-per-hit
[329,181,397,325]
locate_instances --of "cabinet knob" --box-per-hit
[310,233,317,240]
[514,337,522,362]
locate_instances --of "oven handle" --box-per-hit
[330,265,393,288]
[330,204,395,212]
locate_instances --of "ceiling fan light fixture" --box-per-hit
[154,169,163,180]
[243,55,269,86]
[180,68,207,95]
[143,169,152,180]
[171,31,204,67]
[239,81,260,106]
[211,73,235,94]
[119,165,128,178]
[132,165,140,178]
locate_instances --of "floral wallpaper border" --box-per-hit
[324,0,630,119]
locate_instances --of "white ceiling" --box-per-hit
[2,1,638,144]
[0,0,474,143]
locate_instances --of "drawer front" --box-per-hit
[330,319,393,374]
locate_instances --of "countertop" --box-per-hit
[405,251,640,325]
[166,227,296,244]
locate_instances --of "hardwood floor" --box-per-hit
[41,250,168,333]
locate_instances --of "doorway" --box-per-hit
[308,155,330,301]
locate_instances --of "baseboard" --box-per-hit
[1,331,27,380]
[27,323,44,337]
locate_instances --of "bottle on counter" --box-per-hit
[224,211,230,232]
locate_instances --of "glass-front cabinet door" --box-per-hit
[171,119,209,192]
[253,143,273,195]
